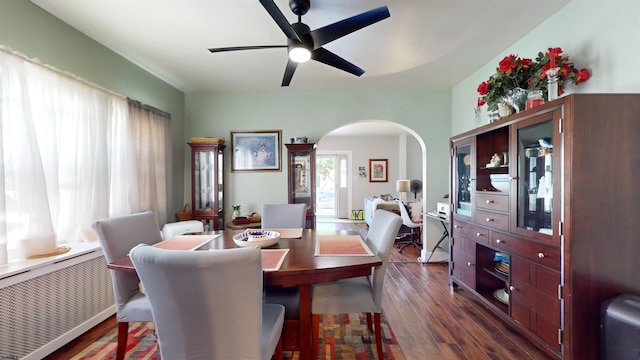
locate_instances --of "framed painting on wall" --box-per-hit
[231,130,282,172]
[369,159,388,182]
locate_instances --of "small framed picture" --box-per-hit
[231,130,282,172]
[369,159,388,182]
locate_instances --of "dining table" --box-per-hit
[106,228,381,359]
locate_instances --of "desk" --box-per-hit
[424,212,449,263]
[107,229,380,359]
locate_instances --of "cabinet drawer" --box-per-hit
[476,210,509,232]
[453,221,489,244]
[490,232,561,270]
[476,193,509,213]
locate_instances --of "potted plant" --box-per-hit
[477,48,590,115]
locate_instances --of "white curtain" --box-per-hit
[0,48,171,264]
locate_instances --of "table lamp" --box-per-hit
[396,180,411,204]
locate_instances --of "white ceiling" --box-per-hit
[31,0,571,93]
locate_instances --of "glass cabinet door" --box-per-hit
[512,111,560,244]
[194,150,215,211]
[286,143,316,229]
[189,142,225,230]
[452,139,473,219]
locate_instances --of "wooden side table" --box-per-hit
[225,221,262,230]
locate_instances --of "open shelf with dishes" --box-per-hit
[476,244,509,313]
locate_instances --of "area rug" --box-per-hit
[71,312,404,360]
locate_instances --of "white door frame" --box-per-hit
[316,150,352,218]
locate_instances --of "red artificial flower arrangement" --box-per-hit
[477,47,590,112]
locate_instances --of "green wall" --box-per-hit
[186,89,452,243]
[0,0,186,220]
[452,0,640,134]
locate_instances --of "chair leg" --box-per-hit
[373,313,384,360]
[365,312,374,332]
[397,228,421,253]
[116,321,129,360]
[312,314,320,358]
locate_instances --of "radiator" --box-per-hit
[0,250,115,359]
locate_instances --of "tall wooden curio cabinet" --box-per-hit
[449,94,640,360]
[188,142,225,230]
[286,143,316,229]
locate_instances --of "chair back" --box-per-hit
[92,211,162,311]
[367,210,403,308]
[261,203,306,228]
[130,245,264,359]
[396,200,420,228]
[161,220,204,239]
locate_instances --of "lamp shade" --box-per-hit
[396,180,411,193]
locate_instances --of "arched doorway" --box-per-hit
[316,120,438,262]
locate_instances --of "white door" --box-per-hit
[316,152,351,219]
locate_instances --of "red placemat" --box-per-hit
[315,235,374,256]
[152,235,218,251]
[261,249,289,271]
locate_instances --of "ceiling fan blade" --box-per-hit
[259,0,302,42]
[311,47,365,77]
[281,60,299,87]
[208,45,286,53]
[309,6,390,49]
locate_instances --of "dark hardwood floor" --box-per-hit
[47,219,551,359]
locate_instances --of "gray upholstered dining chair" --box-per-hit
[261,203,306,228]
[92,210,163,360]
[261,202,306,346]
[129,244,285,360]
[311,209,402,359]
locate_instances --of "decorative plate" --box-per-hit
[233,230,280,248]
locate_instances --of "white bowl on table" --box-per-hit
[233,230,280,248]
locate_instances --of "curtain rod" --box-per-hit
[1,45,127,100]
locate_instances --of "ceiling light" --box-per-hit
[289,46,311,63]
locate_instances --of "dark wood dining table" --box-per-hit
[106,228,381,359]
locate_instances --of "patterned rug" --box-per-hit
[71,312,404,360]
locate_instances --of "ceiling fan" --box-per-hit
[208,0,390,86]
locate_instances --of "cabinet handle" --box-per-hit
[454,224,461,229]
[476,232,484,237]
[486,218,494,222]
[486,200,494,204]
[538,252,545,258]
[467,262,474,266]
[496,239,503,244]
[509,285,516,292]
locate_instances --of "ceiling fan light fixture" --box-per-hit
[289,45,311,63]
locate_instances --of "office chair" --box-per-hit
[92,211,162,360]
[396,200,423,253]
[311,210,403,359]
[130,245,285,360]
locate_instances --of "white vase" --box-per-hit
[232,209,240,219]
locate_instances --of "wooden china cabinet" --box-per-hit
[188,142,225,230]
[285,143,316,229]
[449,94,640,360]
